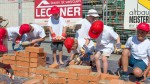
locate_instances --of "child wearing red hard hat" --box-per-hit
[47,6,67,65]
[119,22,150,81]
[88,20,121,75]
[0,28,14,80]
[64,37,95,66]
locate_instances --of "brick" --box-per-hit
[57,68,77,79]
[45,74,66,84]
[25,47,44,53]
[3,60,16,65]
[2,54,16,60]
[15,66,29,72]
[36,67,50,75]
[49,63,59,69]
[7,54,16,60]
[99,80,109,84]
[23,79,43,84]
[16,61,29,67]
[34,75,44,80]
[100,73,109,80]
[109,79,124,84]
[18,51,30,58]
[0,68,6,74]
[16,56,29,62]
[29,68,37,73]
[68,65,91,75]
[78,72,100,82]
[30,58,38,63]
[15,71,29,78]
[106,74,119,80]
[30,62,38,68]
[29,73,36,78]
[30,53,45,58]
[89,82,97,84]
[68,79,88,84]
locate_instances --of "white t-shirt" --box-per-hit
[72,38,95,54]
[6,27,20,43]
[125,36,150,65]
[75,19,91,39]
[24,24,46,41]
[47,16,67,40]
[95,25,118,52]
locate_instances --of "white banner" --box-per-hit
[124,0,150,29]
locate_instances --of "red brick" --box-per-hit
[15,66,29,72]
[68,65,91,75]
[3,60,16,65]
[99,80,109,84]
[36,68,50,75]
[3,54,16,60]
[78,72,100,82]
[109,79,124,84]
[30,58,38,63]
[23,79,43,84]
[57,69,77,79]
[30,53,45,58]
[30,62,38,68]
[15,71,29,78]
[34,75,44,80]
[18,51,30,58]
[29,68,37,73]
[89,82,97,84]
[25,47,44,53]
[2,54,16,60]
[49,63,59,69]
[68,79,88,84]
[16,61,29,67]
[106,74,119,80]
[45,74,66,84]
[29,73,36,78]
[100,73,109,80]
[16,56,29,62]
[0,68,6,74]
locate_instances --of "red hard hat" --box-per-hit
[49,6,60,14]
[19,24,31,36]
[64,37,74,53]
[0,28,7,39]
[88,20,104,39]
[137,22,150,32]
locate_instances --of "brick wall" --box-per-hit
[0,47,142,84]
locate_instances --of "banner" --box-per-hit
[124,0,150,29]
[35,0,82,26]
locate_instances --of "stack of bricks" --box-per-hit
[0,47,46,78]
[0,54,16,74]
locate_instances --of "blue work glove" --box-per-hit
[12,43,15,50]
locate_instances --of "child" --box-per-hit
[47,6,67,64]
[119,22,150,81]
[64,37,95,66]
[88,20,121,74]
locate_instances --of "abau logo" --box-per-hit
[138,0,150,10]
